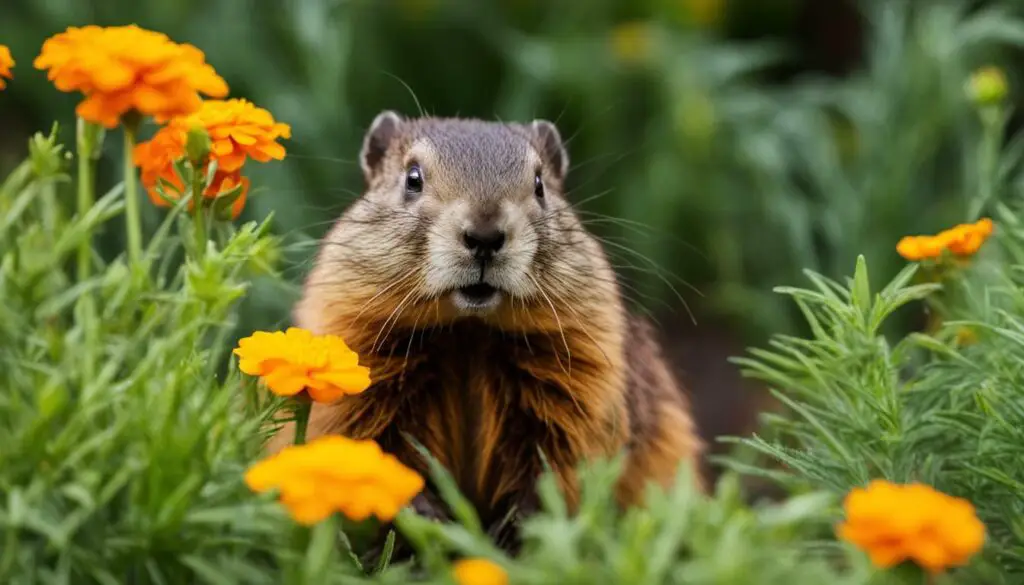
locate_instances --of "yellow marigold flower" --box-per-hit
[33,25,228,128]
[452,559,509,585]
[0,45,14,90]
[837,480,985,574]
[133,98,290,218]
[245,435,424,525]
[233,327,371,403]
[896,218,994,261]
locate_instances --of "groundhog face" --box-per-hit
[313,112,609,329]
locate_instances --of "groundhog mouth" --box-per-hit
[453,282,501,312]
[458,282,498,301]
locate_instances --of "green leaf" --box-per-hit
[851,254,872,324]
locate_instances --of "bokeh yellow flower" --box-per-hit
[610,21,654,66]
[452,558,509,585]
[955,326,979,347]
[245,435,424,525]
[133,98,290,218]
[896,218,994,261]
[233,327,371,403]
[33,25,228,128]
[0,45,14,90]
[968,66,1008,106]
[684,0,726,28]
[837,480,985,574]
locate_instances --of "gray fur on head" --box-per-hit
[359,111,571,186]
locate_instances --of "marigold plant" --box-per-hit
[896,217,994,261]
[234,327,371,402]
[836,480,985,574]
[452,558,510,585]
[134,98,291,218]
[244,435,424,525]
[32,24,228,128]
[0,45,14,89]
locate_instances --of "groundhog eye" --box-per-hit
[405,165,424,195]
[534,173,544,200]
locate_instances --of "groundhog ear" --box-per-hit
[360,110,403,181]
[530,119,569,181]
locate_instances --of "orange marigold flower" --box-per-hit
[0,45,14,90]
[896,218,994,261]
[245,435,424,525]
[176,98,291,173]
[133,125,250,218]
[33,25,228,128]
[837,480,985,574]
[452,559,509,585]
[133,98,290,218]
[233,327,371,403]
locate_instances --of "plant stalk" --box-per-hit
[193,182,207,261]
[122,122,143,266]
[970,106,1004,219]
[76,118,103,380]
[294,400,311,445]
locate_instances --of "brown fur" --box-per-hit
[272,113,702,545]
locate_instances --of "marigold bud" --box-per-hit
[968,66,1008,106]
[185,124,212,166]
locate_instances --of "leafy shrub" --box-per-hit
[727,61,1024,583]
[0,125,889,585]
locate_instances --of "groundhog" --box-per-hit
[275,111,702,549]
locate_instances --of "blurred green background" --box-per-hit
[3,0,1023,466]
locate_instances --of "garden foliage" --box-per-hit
[3,1,1024,584]
[0,123,889,585]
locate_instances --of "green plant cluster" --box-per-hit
[727,54,1024,583]
[1,124,901,585]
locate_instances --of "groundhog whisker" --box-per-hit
[562,188,617,214]
[525,272,572,378]
[379,297,423,356]
[352,268,421,325]
[371,284,420,354]
[574,216,710,262]
[541,276,614,370]
[400,309,426,385]
[594,237,704,296]
[285,153,359,164]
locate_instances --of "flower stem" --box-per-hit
[294,400,311,445]
[970,106,1004,219]
[122,123,143,266]
[76,118,103,380]
[77,119,100,281]
[193,192,207,261]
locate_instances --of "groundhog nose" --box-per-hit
[462,226,506,257]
